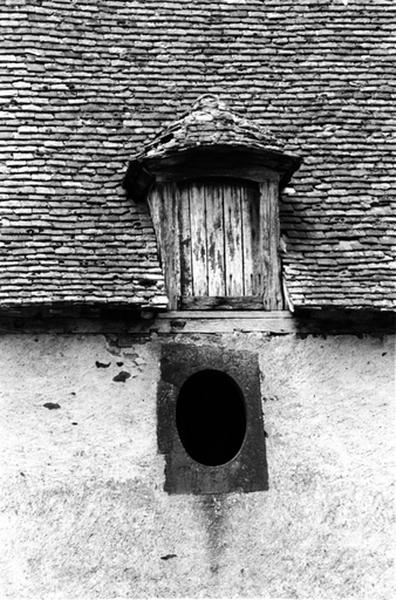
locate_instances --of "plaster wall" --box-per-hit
[0,331,394,599]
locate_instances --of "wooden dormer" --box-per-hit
[124,95,301,310]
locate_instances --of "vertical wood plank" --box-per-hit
[206,183,225,296]
[268,178,284,309]
[147,185,163,256]
[259,180,270,309]
[241,183,261,295]
[147,184,166,282]
[224,182,243,296]
[189,182,208,296]
[167,182,181,309]
[259,179,283,309]
[179,182,193,298]
[148,183,181,310]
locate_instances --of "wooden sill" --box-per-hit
[154,310,297,334]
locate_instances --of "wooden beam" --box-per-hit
[1,309,393,335]
[179,296,265,310]
[154,310,298,334]
[159,310,291,319]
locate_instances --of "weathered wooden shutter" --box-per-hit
[148,178,283,310]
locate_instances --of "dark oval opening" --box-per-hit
[176,369,247,466]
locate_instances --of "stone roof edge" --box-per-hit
[0,298,169,312]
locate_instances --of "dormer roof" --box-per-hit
[142,94,284,158]
[124,96,302,199]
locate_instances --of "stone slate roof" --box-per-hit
[0,0,395,311]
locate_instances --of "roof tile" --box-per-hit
[0,0,395,311]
